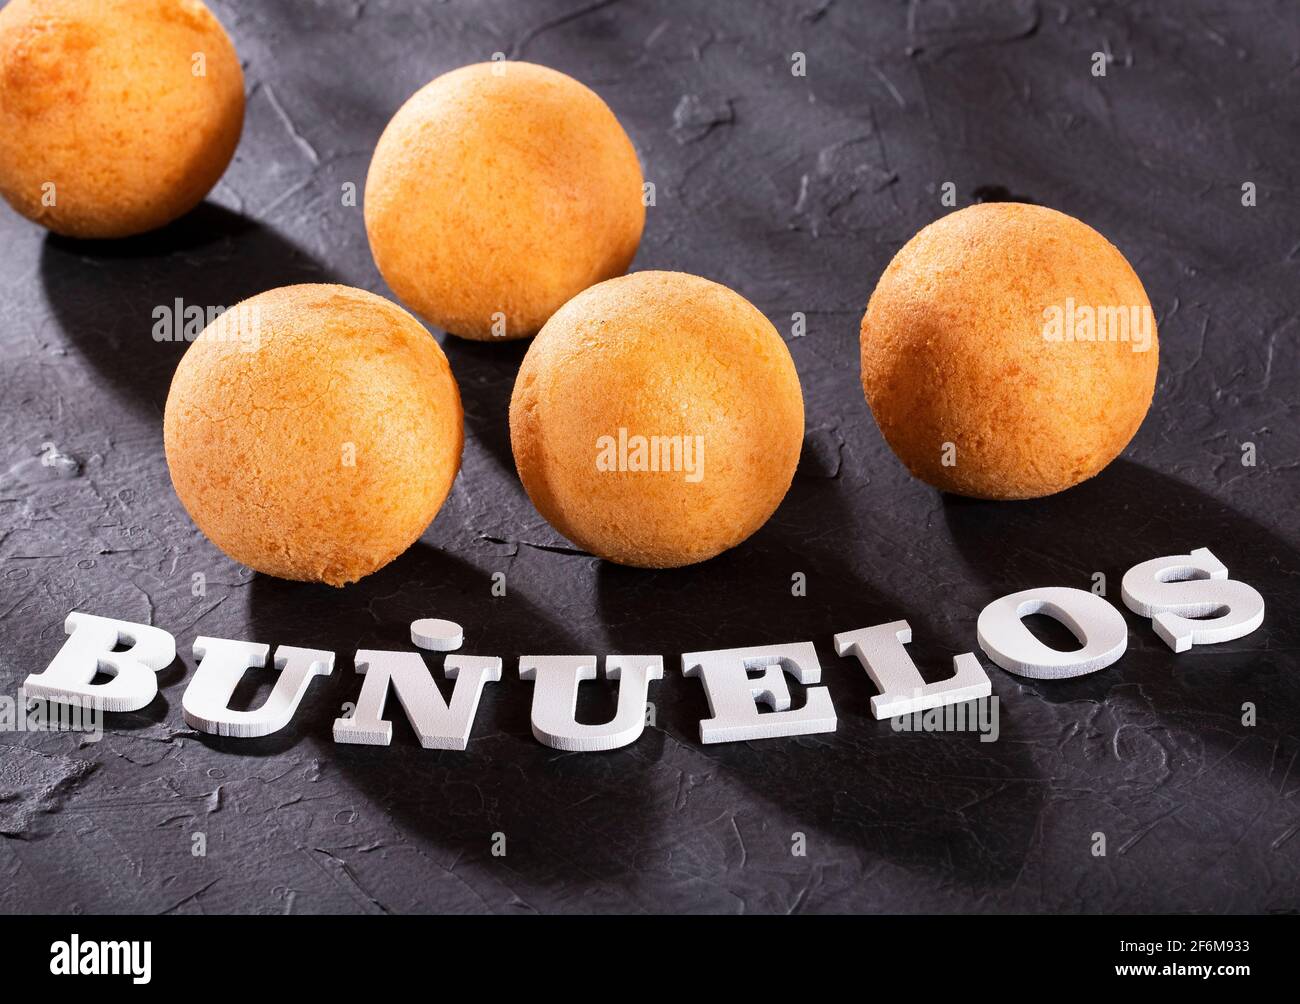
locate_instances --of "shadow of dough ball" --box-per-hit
[365,61,645,341]
[0,0,244,238]
[860,203,1159,499]
[164,285,464,587]
[510,271,805,568]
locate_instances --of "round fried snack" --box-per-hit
[365,61,645,340]
[0,0,244,238]
[510,271,805,567]
[860,202,1158,499]
[164,285,464,586]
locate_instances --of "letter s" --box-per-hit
[1121,547,1264,652]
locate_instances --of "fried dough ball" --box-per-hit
[0,0,244,238]
[510,271,804,567]
[860,203,1159,499]
[164,285,463,586]
[365,61,644,340]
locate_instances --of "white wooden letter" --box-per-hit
[182,637,334,737]
[24,612,175,712]
[334,650,501,750]
[518,655,663,752]
[976,587,1127,679]
[1121,546,1265,652]
[681,641,836,743]
[834,620,991,719]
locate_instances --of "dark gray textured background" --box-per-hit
[1,0,1297,914]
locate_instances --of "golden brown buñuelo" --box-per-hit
[0,0,244,239]
[860,202,1159,499]
[510,271,805,568]
[164,285,464,587]
[365,61,645,341]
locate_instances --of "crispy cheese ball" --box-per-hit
[365,61,645,341]
[510,271,804,568]
[0,0,244,239]
[164,285,464,587]
[860,203,1159,499]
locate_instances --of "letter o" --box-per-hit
[976,587,1127,679]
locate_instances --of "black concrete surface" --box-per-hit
[1,0,1297,913]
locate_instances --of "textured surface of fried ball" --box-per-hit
[164,285,463,587]
[0,0,244,239]
[365,61,644,341]
[860,203,1159,500]
[510,271,804,568]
